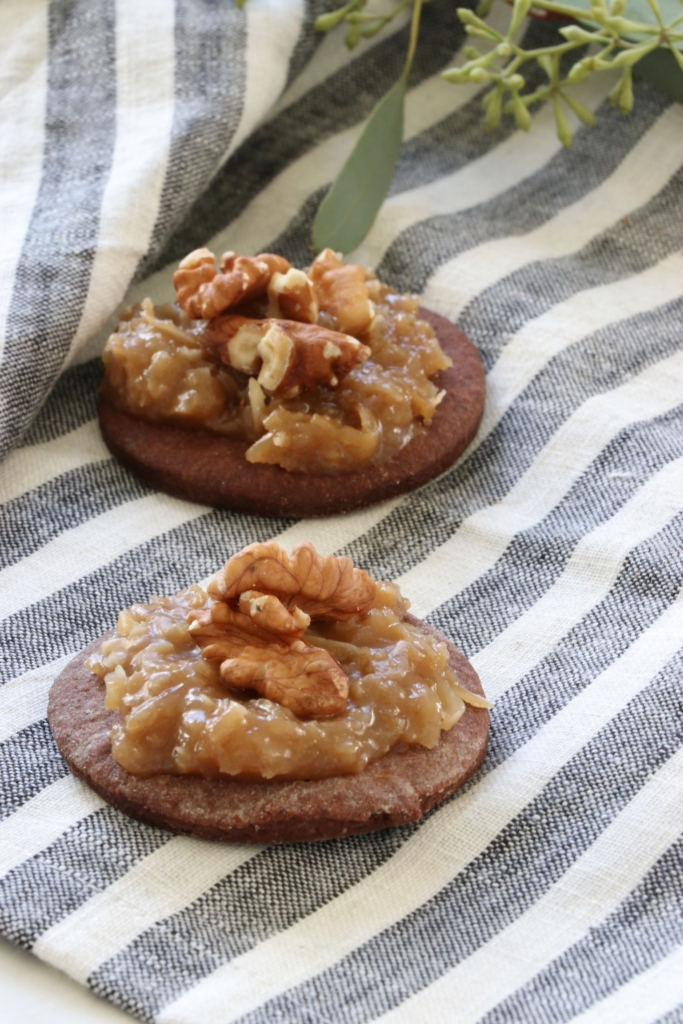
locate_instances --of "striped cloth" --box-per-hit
[1,1,682,1022]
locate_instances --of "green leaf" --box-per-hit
[311,76,406,254]
[633,44,683,99]
[541,0,683,43]
[525,0,683,104]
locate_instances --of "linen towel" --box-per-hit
[1,1,682,1023]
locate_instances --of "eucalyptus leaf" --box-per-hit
[544,0,683,99]
[633,45,683,100]
[312,75,406,254]
[620,0,683,37]
[536,0,683,103]
[543,0,683,45]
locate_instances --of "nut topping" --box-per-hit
[173,248,216,315]
[204,317,371,395]
[188,541,377,717]
[205,316,264,375]
[209,541,377,619]
[188,593,349,718]
[105,246,454,477]
[174,248,291,320]
[308,248,374,336]
[219,641,348,719]
[268,268,319,324]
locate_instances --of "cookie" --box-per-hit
[98,309,485,518]
[48,616,489,844]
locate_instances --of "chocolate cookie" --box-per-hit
[48,617,489,844]
[98,309,485,518]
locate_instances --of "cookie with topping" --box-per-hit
[48,541,491,843]
[98,248,485,517]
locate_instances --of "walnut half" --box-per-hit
[204,316,370,395]
[188,541,377,718]
[208,540,377,619]
[188,596,348,718]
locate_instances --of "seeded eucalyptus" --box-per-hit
[444,0,683,140]
[313,0,417,48]
[237,0,682,251]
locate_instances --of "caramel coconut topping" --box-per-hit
[85,541,489,781]
[101,248,452,474]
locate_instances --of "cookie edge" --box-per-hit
[97,308,485,518]
[47,618,489,844]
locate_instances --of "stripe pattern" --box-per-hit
[0,4,681,1023]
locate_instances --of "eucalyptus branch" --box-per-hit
[442,0,680,145]
[235,0,682,252]
[406,0,425,69]
[310,0,427,252]
[314,0,419,48]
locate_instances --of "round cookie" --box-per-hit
[98,309,485,518]
[48,616,489,844]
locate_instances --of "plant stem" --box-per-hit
[388,0,414,23]
[666,10,683,30]
[404,0,425,77]
[516,40,582,58]
[533,0,603,17]
[644,0,666,30]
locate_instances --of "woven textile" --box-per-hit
[1,1,682,1022]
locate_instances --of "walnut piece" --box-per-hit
[308,248,374,336]
[174,248,291,320]
[188,592,348,717]
[188,541,378,718]
[209,541,377,619]
[174,247,376,335]
[204,316,370,395]
[267,268,318,324]
[218,642,348,719]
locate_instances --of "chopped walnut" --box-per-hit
[188,604,348,717]
[173,248,216,316]
[174,247,376,334]
[204,315,264,375]
[188,588,349,718]
[189,541,377,717]
[218,641,348,719]
[308,248,374,336]
[204,316,370,396]
[239,590,310,636]
[268,268,319,324]
[174,248,291,320]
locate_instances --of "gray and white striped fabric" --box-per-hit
[1,1,682,1022]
